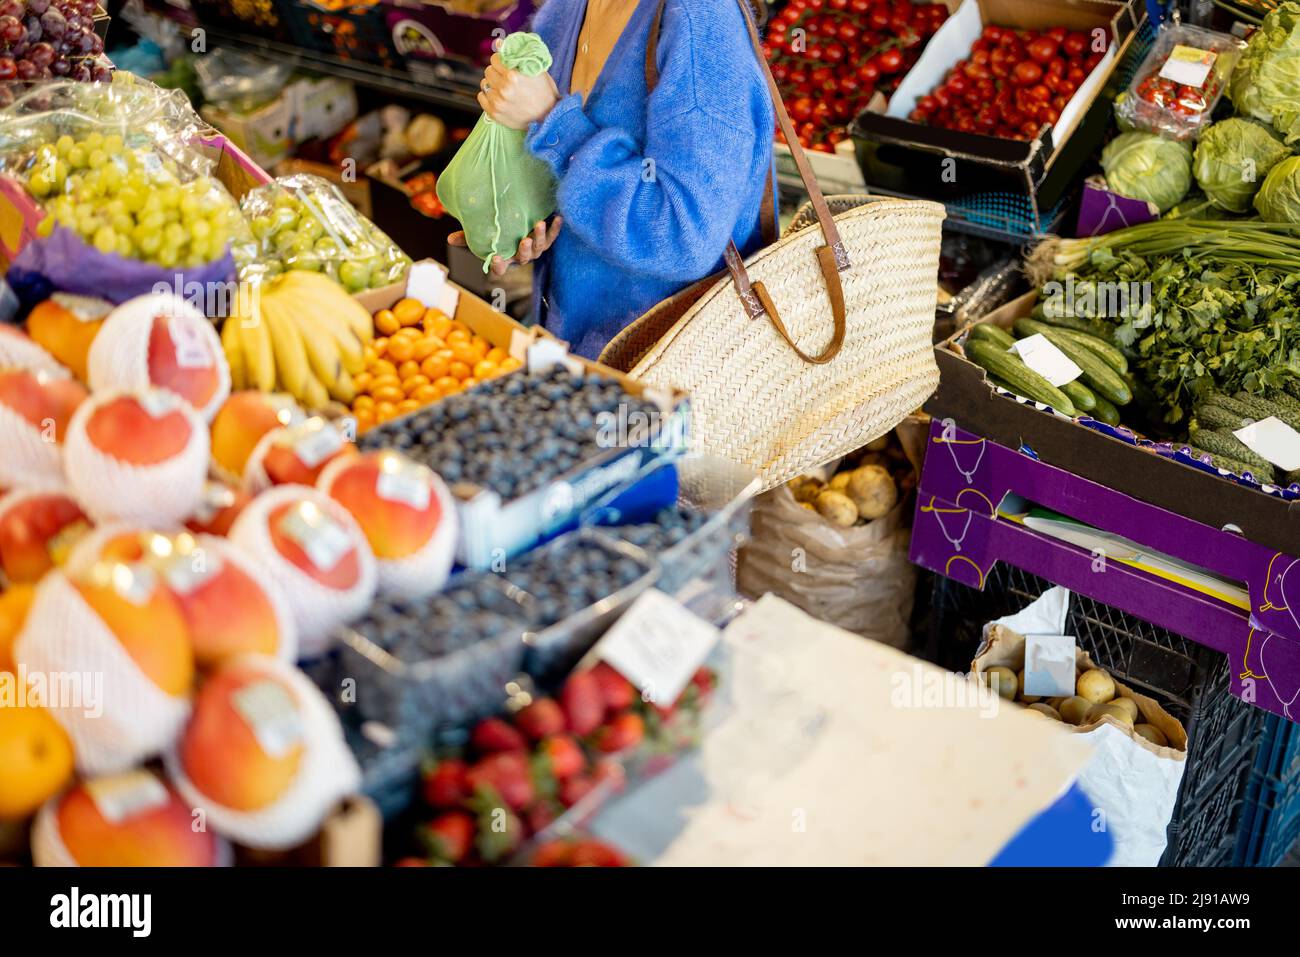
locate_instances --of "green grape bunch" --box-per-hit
[28,130,242,268]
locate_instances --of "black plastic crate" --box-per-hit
[288,0,397,67]
[927,565,1269,867]
[190,0,298,43]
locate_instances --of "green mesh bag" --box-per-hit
[437,32,558,272]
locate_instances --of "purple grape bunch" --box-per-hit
[0,0,106,84]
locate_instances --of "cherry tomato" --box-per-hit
[772,62,790,83]
[789,96,815,121]
[839,74,860,97]
[946,72,969,95]
[917,93,938,113]
[982,25,1003,43]
[807,44,824,60]
[811,65,834,85]
[1084,51,1103,71]
[1027,37,1057,64]
[1067,64,1086,83]
[1046,26,1067,43]
[1043,106,1061,125]
[877,47,904,73]
[1057,79,1077,98]
[1062,31,1088,58]
[829,0,849,9]
[821,77,840,96]
[850,0,872,12]
[1012,60,1042,86]
[837,23,859,44]
[868,4,890,30]
[857,60,880,84]
[964,60,991,80]
[824,42,845,63]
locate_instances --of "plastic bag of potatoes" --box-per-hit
[972,619,1187,866]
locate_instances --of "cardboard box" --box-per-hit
[234,797,382,866]
[201,76,358,171]
[851,0,1143,222]
[383,0,536,69]
[775,139,866,195]
[926,291,1300,557]
[356,263,689,568]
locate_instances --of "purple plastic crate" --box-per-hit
[384,0,535,70]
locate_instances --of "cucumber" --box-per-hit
[1061,379,1097,412]
[1030,306,1111,338]
[1090,395,1121,426]
[1194,403,1249,432]
[967,322,1017,350]
[1284,378,1300,401]
[1232,392,1285,423]
[966,340,1077,417]
[1185,446,1272,481]
[1012,318,1133,405]
[1189,428,1275,477]
[1266,389,1300,430]
[1050,327,1128,375]
[1204,393,1256,420]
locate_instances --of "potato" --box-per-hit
[1133,724,1168,747]
[866,435,890,452]
[846,465,898,521]
[814,489,859,527]
[1076,668,1115,705]
[983,666,1018,700]
[1109,696,1139,723]
[799,501,817,511]
[1028,703,1061,720]
[1058,696,1093,726]
[1046,696,1067,711]
[1017,669,1040,704]
[828,471,852,492]
[789,476,823,503]
[1086,702,1134,729]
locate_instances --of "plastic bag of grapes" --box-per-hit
[239,173,411,291]
[0,76,250,307]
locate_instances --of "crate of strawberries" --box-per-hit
[400,658,719,866]
[763,0,954,153]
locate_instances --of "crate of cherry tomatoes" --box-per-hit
[763,0,954,154]
[851,0,1142,210]
[288,0,399,69]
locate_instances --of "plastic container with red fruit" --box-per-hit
[1114,23,1243,141]
[908,23,1109,141]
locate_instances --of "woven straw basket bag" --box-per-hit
[600,0,944,492]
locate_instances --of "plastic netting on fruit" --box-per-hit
[238,173,411,290]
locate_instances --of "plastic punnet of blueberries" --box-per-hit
[358,367,662,501]
[497,533,652,629]
[607,506,712,555]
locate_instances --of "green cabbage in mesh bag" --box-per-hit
[1193,118,1292,212]
[1231,2,1300,146]
[437,32,558,272]
[1254,154,1300,221]
[1101,132,1192,212]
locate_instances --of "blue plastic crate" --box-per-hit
[1235,771,1300,866]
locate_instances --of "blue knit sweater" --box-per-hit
[525,0,775,359]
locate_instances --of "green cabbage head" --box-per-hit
[1101,132,1192,212]
[1194,118,1292,212]
[1254,154,1300,221]
[1231,2,1300,145]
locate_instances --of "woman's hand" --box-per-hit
[448,217,564,277]
[478,53,560,130]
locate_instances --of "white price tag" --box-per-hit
[376,457,432,511]
[596,589,720,707]
[1233,416,1300,471]
[1022,633,1078,698]
[232,679,304,758]
[1009,334,1083,388]
[279,502,351,572]
[160,548,223,596]
[291,422,344,469]
[436,283,460,317]
[85,771,169,824]
[1158,45,1216,88]
[169,316,214,370]
[405,260,448,308]
[527,338,583,376]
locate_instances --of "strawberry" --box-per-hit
[470,717,527,754]
[419,811,475,863]
[515,696,566,740]
[593,712,645,753]
[570,839,629,867]
[539,734,586,780]
[421,759,469,809]
[474,804,524,864]
[558,773,596,808]
[531,839,573,867]
[466,751,535,810]
[525,800,560,837]
[393,857,431,867]
[561,670,604,736]
[591,758,626,792]
[589,661,637,713]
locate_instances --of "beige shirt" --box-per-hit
[569,0,640,102]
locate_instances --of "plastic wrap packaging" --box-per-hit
[228,485,377,659]
[87,293,231,422]
[62,388,209,525]
[193,49,294,111]
[0,324,66,374]
[0,76,253,305]
[238,173,410,290]
[1115,24,1244,141]
[14,570,192,775]
[0,369,78,488]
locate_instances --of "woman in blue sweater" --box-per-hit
[468,0,776,360]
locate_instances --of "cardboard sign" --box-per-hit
[1233,417,1300,471]
[1023,633,1079,697]
[597,589,720,707]
[1010,334,1083,387]
[405,260,447,309]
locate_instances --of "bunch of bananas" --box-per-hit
[221,271,374,410]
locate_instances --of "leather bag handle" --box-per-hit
[643,0,849,364]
